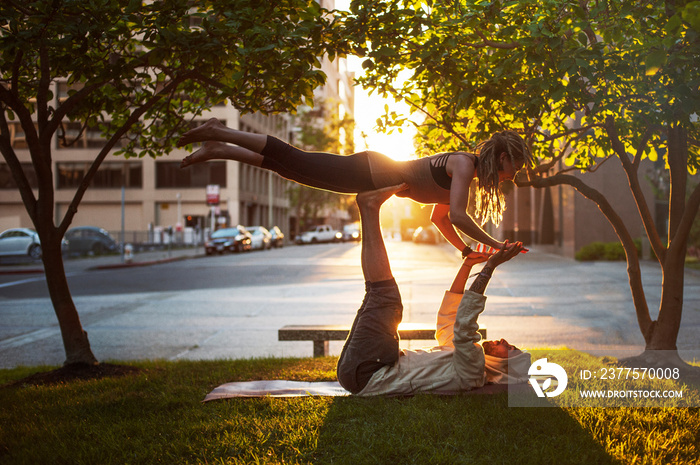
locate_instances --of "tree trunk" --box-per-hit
[646,252,685,350]
[40,231,98,366]
[643,125,694,351]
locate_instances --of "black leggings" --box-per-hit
[260,136,376,193]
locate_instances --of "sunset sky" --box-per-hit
[345,55,418,161]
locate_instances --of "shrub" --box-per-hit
[575,242,607,261]
[603,242,626,260]
[575,239,642,261]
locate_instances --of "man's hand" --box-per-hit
[485,240,524,269]
[468,241,523,295]
[463,251,490,266]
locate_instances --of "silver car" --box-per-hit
[0,228,42,260]
[246,226,272,250]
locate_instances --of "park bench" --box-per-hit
[278,323,487,357]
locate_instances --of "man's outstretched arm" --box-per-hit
[449,254,489,294]
[435,251,490,346]
[469,241,524,295]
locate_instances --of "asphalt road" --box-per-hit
[0,244,360,298]
[1,241,699,368]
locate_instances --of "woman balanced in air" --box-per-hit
[178,118,532,255]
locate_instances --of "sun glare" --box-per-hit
[346,56,417,161]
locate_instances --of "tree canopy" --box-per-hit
[0,0,347,365]
[346,0,699,163]
[343,0,700,354]
[2,1,346,231]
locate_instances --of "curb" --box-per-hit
[0,268,44,275]
[0,253,204,275]
[89,255,195,271]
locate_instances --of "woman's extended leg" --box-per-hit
[177,118,267,153]
[180,141,264,169]
[178,118,378,193]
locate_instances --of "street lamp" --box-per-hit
[176,192,182,243]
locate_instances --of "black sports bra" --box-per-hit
[429,152,477,190]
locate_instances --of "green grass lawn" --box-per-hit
[1,355,698,465]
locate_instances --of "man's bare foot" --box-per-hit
[356,183,408,210]
[180,141,227,168]
[177,118,227,147]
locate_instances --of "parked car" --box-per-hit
[269,226,285,248]
[246,226,272,250]
[64,226,119,256]
[0,228,43,260]
[296,225,342,244]
[401,227,416,242]
[412,225,438,244]
[205,226,252,255]
[342,223,361,242]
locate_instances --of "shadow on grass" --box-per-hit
[313,393,620,465]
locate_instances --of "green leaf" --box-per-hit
[645,49,667,76]
[681,1,700,31]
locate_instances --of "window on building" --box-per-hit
[57,82,84,102]
[6,122,38,150]
[56,162,143,189]
[0,163,38,189]
[56,121,131,150]
[156,161,226,188]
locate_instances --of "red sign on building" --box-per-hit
[206,184,220,206]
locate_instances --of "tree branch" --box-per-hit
[605,116,666,261]
[43,50,164,139]
[42,82,106,146]
[520,171,654,338]
[578,0,599,46]
[0,107,37,221]
[535,122,601,143]
[11,49,22,95]
[5,0,34,16]
[400,95,471,148]
[670,180,700,257]
[667,124,688,243]
[473,29,519,50]
[633,124,656,168]
[531,146,566,175]
[58,75,190,235]
[555,153,615,176]
[0,81,49,207]
[37,41,50,142]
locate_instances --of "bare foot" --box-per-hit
[356,183,408,210]
[180,141,227,168]
[177,118,227,147]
